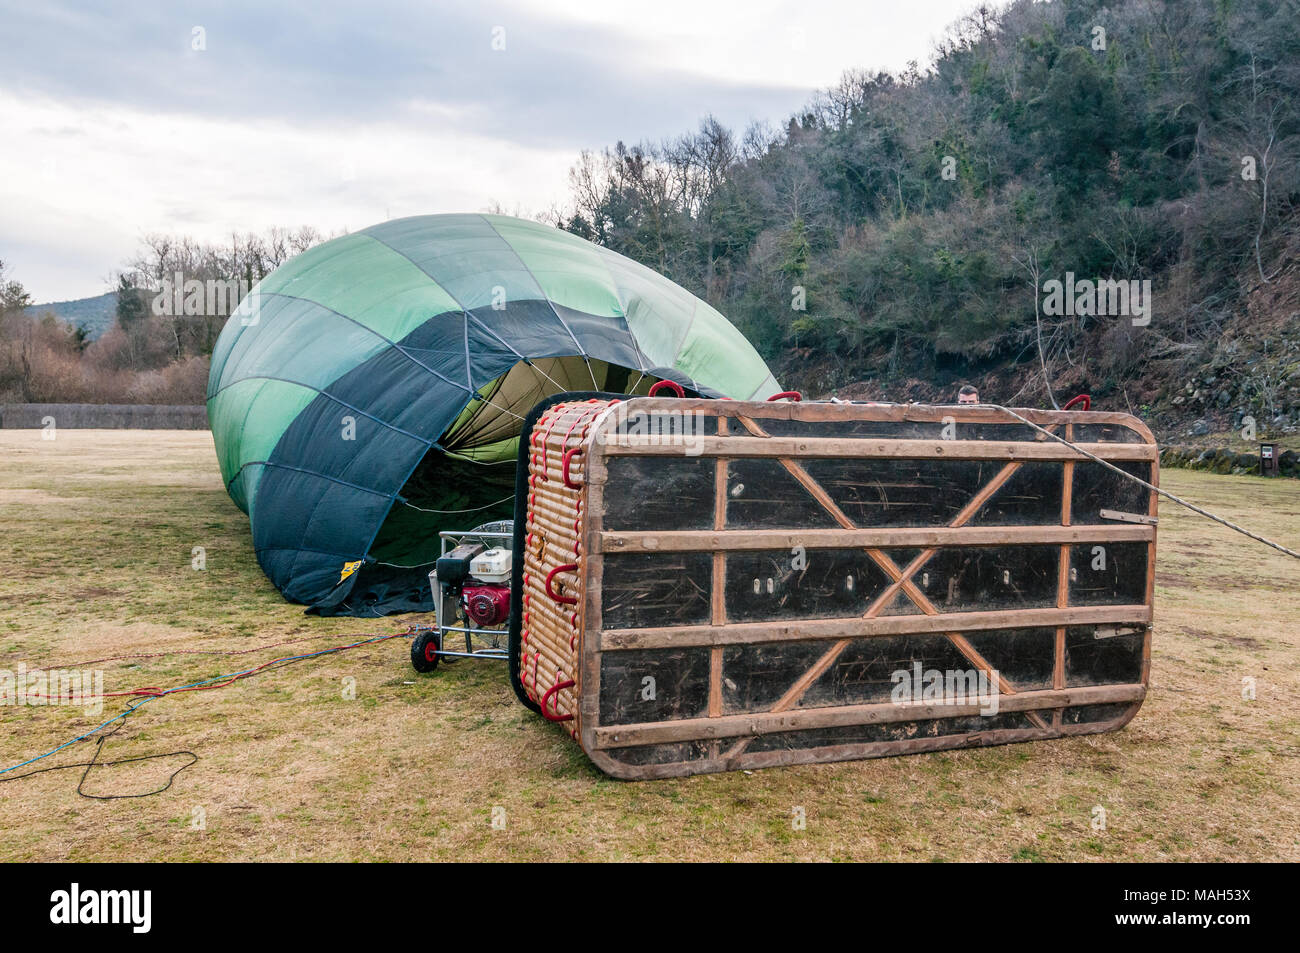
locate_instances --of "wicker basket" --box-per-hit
[513,396,1157,779]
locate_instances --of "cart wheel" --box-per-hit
[410,631,441,673]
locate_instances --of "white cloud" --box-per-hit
[513,0,978,87]
[0,0,984,301]
[0,91,574,301]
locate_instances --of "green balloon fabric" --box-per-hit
[207,213,779,615]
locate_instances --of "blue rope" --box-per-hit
[0,633,401,776]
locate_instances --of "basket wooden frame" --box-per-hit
[518,397,1157,780]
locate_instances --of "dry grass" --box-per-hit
[0,429,1297,861]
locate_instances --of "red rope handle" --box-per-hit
[553,401,606,487]
[649,379,685,398]
[767,390,803,402]
[561,446,584,488]
[1063,394,1091,411]
[541,677,576,722]
[545,563,579,605]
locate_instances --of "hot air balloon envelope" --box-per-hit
[207,214,779,615]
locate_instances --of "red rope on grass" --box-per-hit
[21,629,411,704]
[42,632,371,672]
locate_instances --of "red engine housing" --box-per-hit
[462,582,511,627]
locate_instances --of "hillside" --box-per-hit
[28,290,117,340]
[555,0,1300,443]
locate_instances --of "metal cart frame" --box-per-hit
[410,521,514,668]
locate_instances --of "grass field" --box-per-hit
[1,429,1297,862]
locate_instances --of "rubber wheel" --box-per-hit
[410,631,441,673]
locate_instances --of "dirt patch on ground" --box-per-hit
[1178,626,1264,650]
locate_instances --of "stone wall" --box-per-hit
[0,404,208,430]
[1159,444,1298,476]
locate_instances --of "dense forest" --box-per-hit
[551,0,1300,429]
[4,0,1299,437]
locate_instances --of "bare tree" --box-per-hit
[1012,245,1059,409]
[1224,55,1300,285]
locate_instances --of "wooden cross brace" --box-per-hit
[722,416,1055,761]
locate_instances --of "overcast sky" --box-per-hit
[1,0,980,302]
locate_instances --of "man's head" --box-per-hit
[957,384,979,405]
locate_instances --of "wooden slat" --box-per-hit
[599,524,1153,553]
[708,648,723,719]
[710,438,728,626]
[600,435,1156,461]
[579,464,605,747]
[597,396,1157,444]
[709,554,725,717]
[1053,628,1066,696]
[600,604,1152,650]
[593,717,1142,779]
[593,683,1147,748]
[726,716,1135,773]
[1053,444,1073,716]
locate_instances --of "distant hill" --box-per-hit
[28,291,117,340]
